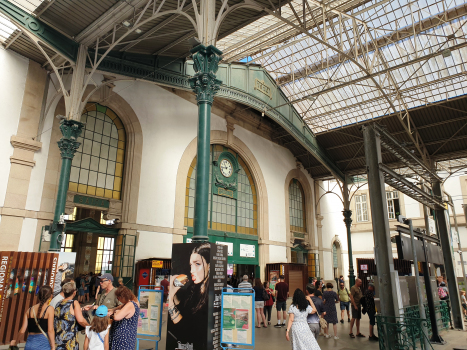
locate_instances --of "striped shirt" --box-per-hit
[238,281,252,292]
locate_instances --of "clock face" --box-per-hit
[220,159,233,178]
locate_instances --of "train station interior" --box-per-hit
[0,0,466,349]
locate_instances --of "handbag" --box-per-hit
[262,288,270,301]
[314,306,327,328]
[32,307,51,346]
[71,301,91,332]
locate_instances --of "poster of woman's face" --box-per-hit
[166,243,213,350]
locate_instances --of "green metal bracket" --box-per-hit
[0,0,78,62]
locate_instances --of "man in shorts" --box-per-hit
[338,281,351,323]
[349,278,365,338]
[274,275,289,328]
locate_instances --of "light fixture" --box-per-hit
[122,20,131,27]
[442,49,451,58]
[135,28,142,34]
[307,96,316,101]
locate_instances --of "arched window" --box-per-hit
[184,145,257,235]
[289,179,306,233]
[69,104,126,200]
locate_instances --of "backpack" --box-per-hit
[438,286,448,299]
[262,288,270,301]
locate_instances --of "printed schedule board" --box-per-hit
[136,287,163,350]
[221,289,255,347]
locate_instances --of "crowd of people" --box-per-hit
[234,274,380,350]
[10,273,140,350]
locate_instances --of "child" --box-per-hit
[84,305,110,350]
[461,290,467,318]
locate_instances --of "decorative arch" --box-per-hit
[174,130,268,241]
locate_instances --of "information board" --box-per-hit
[136,286,163,350]
[220,288,255,348]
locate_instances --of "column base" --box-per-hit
[192,235,209,243]
[429,335,445,344]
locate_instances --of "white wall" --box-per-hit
[136,231,173,259]
[18,218,38,251]
[114,81,226,230]
[234,126,304,243]
[0,48,29,207]
[269,245,287,263]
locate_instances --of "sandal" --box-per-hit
[255,326,261,328]
[263,325,267,328]
[349,333,355,338]
[356,333,366,337]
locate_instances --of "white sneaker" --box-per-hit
[334,336,339,340]
[325,334,331,339]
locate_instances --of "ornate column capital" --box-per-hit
[57,119,84,159]
[342,209,353,227]
[189,45,223,105]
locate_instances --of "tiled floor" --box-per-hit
[136,303,467,350]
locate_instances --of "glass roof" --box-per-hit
[218,0,467,134]
[0,0,44,43]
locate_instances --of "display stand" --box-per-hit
[136,285,164,350]
[220,288,255,350]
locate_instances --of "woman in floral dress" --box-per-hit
[54,281,89,350]
[285,289,321,350]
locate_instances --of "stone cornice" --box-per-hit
[10,135,42,152]
[10,156,36,167]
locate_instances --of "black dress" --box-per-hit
[167,283,208,350]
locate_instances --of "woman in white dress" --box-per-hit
[285,289,321,350]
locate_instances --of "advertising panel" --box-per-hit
[166,243,227,350]
[220,290,255,346]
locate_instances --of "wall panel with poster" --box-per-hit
[0,251,76,344]
[166,243,227,350]
[136,287,163,350]
[220,288,255,348]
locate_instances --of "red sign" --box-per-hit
[138,268,150,288]
[360,264,368,271]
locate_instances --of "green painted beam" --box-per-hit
[0,0,78,62]
[94,52,345,181]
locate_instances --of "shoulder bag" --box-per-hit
[32,307,51,346]
[262,288,270,301]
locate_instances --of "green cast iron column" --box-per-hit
[343,209,356,287]
[49,119,84,251]
[189,44,222,243]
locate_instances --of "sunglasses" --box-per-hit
[99,279,109,283]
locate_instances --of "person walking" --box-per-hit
[238,275,252,290]
[274,275,289,328]
[78,274,85,304]
[364,284,378,341]
[349,278,365,338]
[305,285,325,340]
[253,278,267,328]
[323,283,339,339]
[108,286,140,350]
[460,290,467,318]
[54,281,90,350]
[338,281,351,323]
[263,282,274,325]
[160,275,170,303]
[285,289,321,350]
[50,278,72,308]
[84,274,91,303]
[9,286,55,350]
[83,305,110,350]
